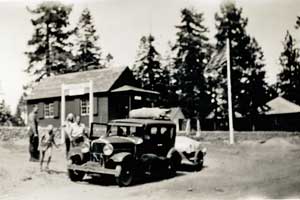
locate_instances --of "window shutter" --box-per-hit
[74,98,81,116]
[93,97,98,115]
[54,101,60,118]
[38,102,44,119]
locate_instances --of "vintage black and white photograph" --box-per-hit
[0,0,300,199]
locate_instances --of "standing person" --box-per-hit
[63,113,74,157]
[39,124,59,171]
[28,105,39,162]
[70,115,86,146]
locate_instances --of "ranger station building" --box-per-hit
[26,66,158,127]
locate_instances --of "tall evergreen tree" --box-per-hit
[133,35,172,107]
[278,31,300,104]
[133,35,162,91]
[213,2,270,118]
[73,8,103,71]
[25,1,73,81]
[0,99,13,126]
[14,95,26,126]
[172,8,211,118]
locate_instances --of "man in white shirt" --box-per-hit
[71,116,86,145]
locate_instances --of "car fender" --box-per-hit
[167,147,182,159]
[110,152,133,163]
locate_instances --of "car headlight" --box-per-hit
[81,146,89,153]
[103,144,114,156]
[81,141,90,153]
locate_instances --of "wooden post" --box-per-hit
[185,119,191,136]
[128,95,132,112]
[89,80,93,128]
[196,118,201,137]
[226,38,234,144]
[61,84,66,144]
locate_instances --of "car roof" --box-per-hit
[109,118,176,127]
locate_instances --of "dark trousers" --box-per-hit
[29,135,40,161]
[65,137,70,157]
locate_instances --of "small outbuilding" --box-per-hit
[167,107,186,132]
[256,96,300,131]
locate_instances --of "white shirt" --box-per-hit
[71,123,85,138]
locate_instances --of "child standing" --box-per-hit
[39,125,58,171]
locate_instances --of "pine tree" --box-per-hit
[172,8,211,118]
[0,99,13,126]
[213,2,270,118]
[73,8,103,71]
[133,35,172,107]
[25,1,73,81]
[160,42,179,107]
[133,35,162,91]
[278,31,300,104]
[14,95,26,126]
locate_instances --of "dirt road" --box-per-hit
[1,137,300,200]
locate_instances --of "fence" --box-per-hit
[0,126,51,141]
[198,113,300,131]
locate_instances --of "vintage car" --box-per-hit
[175,136,207,171]
[67,118,182,187]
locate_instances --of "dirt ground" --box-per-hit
[1,136,300,200]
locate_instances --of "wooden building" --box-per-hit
[26,67,158,127]
[255,96,300,131]
[167,107,186,132]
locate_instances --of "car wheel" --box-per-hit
[115,164,134,187]
[169,152,181,176]
[68,169,85,182]
[194,151,204,171]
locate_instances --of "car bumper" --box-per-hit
[68,161,121,177]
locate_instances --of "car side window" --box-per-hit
[150,127,158,135]
[161,127,168,135]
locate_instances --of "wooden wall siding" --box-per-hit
[98,96,109,123]
[27,94,107,127]
[109,94,129,120]
[27,99,61,127]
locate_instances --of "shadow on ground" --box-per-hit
[46,169,67,175]
[82,172,186,187]
[75,164,207,187]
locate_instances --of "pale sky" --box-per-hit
[0,0,300,113]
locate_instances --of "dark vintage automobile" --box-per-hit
[67,118,183,186]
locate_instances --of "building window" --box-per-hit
[81,99,90,116]
[44,103,54,118]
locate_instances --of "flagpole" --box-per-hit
[226,37,234,144]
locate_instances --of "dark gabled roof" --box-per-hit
[26,66,128,100]
[111,85,159,95]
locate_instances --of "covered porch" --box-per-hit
[109,85,159,120]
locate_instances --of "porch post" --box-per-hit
[128,95,132,112]
[61,84,66,144]
[89,80,94,128]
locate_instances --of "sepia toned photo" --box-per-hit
[0,0,300,199]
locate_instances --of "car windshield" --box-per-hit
[107,125,143,137]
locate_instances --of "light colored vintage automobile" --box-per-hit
[175,136,207,171]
